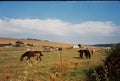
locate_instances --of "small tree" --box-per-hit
[27,43,33,46]
[15,40,24,47]
[9,42,12,46]
[78,43,81,48]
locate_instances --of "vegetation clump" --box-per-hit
[90,45,120,81]
[104,45,120,80]
[15,40,24,47]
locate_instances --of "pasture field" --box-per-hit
[0,46,108,81]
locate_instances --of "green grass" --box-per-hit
[0,46,108,81]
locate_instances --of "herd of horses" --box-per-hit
[20,48,95,63]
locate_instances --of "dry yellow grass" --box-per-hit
[0,37,107,81]
[0,46,107,81]
[0,37,73,48]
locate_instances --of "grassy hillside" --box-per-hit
[0,37,112,81]
[0,37,73,48]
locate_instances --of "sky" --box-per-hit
[0,1,120,45]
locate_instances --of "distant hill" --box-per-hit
[0,37,73,48]
[93,43,120,47]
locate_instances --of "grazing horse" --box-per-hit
[78,49,91,59]
[20,51,43,63]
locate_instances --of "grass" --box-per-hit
[0,46,108,81]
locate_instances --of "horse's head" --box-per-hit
[20,52,28,61]
[20,54,24,61]
[78,50,83,53]
[20,57,23,61]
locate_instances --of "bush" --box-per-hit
[87,45,120,81]
[104,45,120,79]
[27,43,33,46]
[15,40,24,47]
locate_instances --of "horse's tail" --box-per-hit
[38,51,43,56]
[20,54,25,61]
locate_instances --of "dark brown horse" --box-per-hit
[78,49,91,59]
[20,51,43,63]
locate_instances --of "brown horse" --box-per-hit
[78,49,91,59]
[20,51,43,63]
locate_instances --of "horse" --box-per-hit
[78,49,91,59]
[91,49,95,55]
[20,51,43,63]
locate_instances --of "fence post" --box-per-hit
[59,48,63,77]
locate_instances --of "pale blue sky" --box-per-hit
[0,1,120,44]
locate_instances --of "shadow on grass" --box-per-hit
[84,68,97,81]
[73,57,80,59]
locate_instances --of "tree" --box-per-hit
[78,43,81,48]
[27,43,33,46]
[15,40,24,47]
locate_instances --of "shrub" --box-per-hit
[87,45,120,81]
[104,45,120,80]
[15,40,24,47]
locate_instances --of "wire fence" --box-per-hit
[0,50,26,54]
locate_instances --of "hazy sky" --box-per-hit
[0,1,120,45]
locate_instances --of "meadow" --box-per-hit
[0,46,108,81]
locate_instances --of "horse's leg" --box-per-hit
[88,53,91,59]
[36,54,42,61]
[87,50,91,59]
[80,53,83,59]
[84,53,87,59]
[91,50,94,55]
[34,55,39,63]
[39,56,42,61]
[85,53,88,59]
[36,55,39,61]
[26,57,29,61]
[26,57,31,63]
[85,51,91,59]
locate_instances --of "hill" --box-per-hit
[0,37,73,48]
[93,43,120,47]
